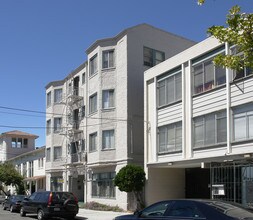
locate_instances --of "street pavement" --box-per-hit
[76,208,130,220]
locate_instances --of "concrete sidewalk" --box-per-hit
[76,208,130,220]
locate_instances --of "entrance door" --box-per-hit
[185,168,210,199]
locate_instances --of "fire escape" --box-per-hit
[65,76,86,167]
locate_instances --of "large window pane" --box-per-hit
[158,122,182,153]
[194,117,204,148]
[205,114,215,145]
[102,130,115,149]
[102,90,114,109]
[157,70,182,107]
[89,93,97,114]
[54,89,62,103]
[158,81,166,106]
[90,54,98,76]
[234,115,246,140]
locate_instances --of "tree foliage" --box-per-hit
[198,1,253,71]
[0,163,24,194]
[114,164,146,210]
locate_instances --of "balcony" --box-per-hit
[67,86,83,105]
[67,152,86,164]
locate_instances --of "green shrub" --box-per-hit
[81,201,125,212]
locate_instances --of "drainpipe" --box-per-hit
[225,42,232,154]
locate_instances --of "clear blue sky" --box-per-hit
[0,0,252,147]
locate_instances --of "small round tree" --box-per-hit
[114,164,146,210]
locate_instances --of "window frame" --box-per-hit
[192,47,226,95]
[54,88,62,104]
[91,172,115,198]
[144,46,165,67]
[89,132,97,152]
[102,89,115,109]
[157,68,182,107]
[53,146,62,161]
[53,117,62,133]
[193,110,227,149]
[89,54,98,76]
[233,103,253,141]
[102,130,115,150]
[158,122,182,154]
[102,50,115,69]
[47,91,52,107]
[89,93,97,114]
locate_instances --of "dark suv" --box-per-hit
[20,191,79,220]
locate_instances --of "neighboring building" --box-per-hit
[7,146,46,195]
[45,23,195,210]
[0,130,38,162]
[144,36,253,206]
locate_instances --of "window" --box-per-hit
[82,72,86,84]
[46,119,51,135]
[233,103,253,141]
[144,46,165,67]
[11,138,28,148]
[47,91,51,107]
[89,93,97,114]
[89,132,97,152]
[81,106,85,118]
[90,54,98,76]
[92,172,115,198]
[53,146,62,161]
[22,162,27,177]
[54,88,62,103]
[50,176,63,191]
[29,161,34,177]
[193,49,226,95]
[158,122,182,153]
[38,158,44,169]
[12,138,17,148]
[102,130,115,149]
[157,68,182,107]
[54,117,62,133]
[166,200,204,218]
[102,50,115,69]
[46,148,51,162]
[140,201,172,218]
[193,110,226,149]
[102,90,115,109]
[23,138,28,148]
[231,46,253,80]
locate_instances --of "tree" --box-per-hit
[114,164,146,210]
[197,1,253,71]
[0,163,24,195]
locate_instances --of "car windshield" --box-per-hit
[207,201,253,218]
[13,195,25,200]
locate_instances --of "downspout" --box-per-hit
[225,42,232,154]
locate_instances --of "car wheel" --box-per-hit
[20,207,26,217]
[37,209,45,220]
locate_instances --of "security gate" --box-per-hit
[211,160,253,206]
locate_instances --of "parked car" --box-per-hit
[20,191,79,220]
[3,195,26,212]
[0,194,6,205]
[114,199,253,220]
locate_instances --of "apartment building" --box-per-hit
[0,130,44,195]
[7,146,46,195]
[144,36,253,206]
[45,23,195,210]
[0,130,38,162]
